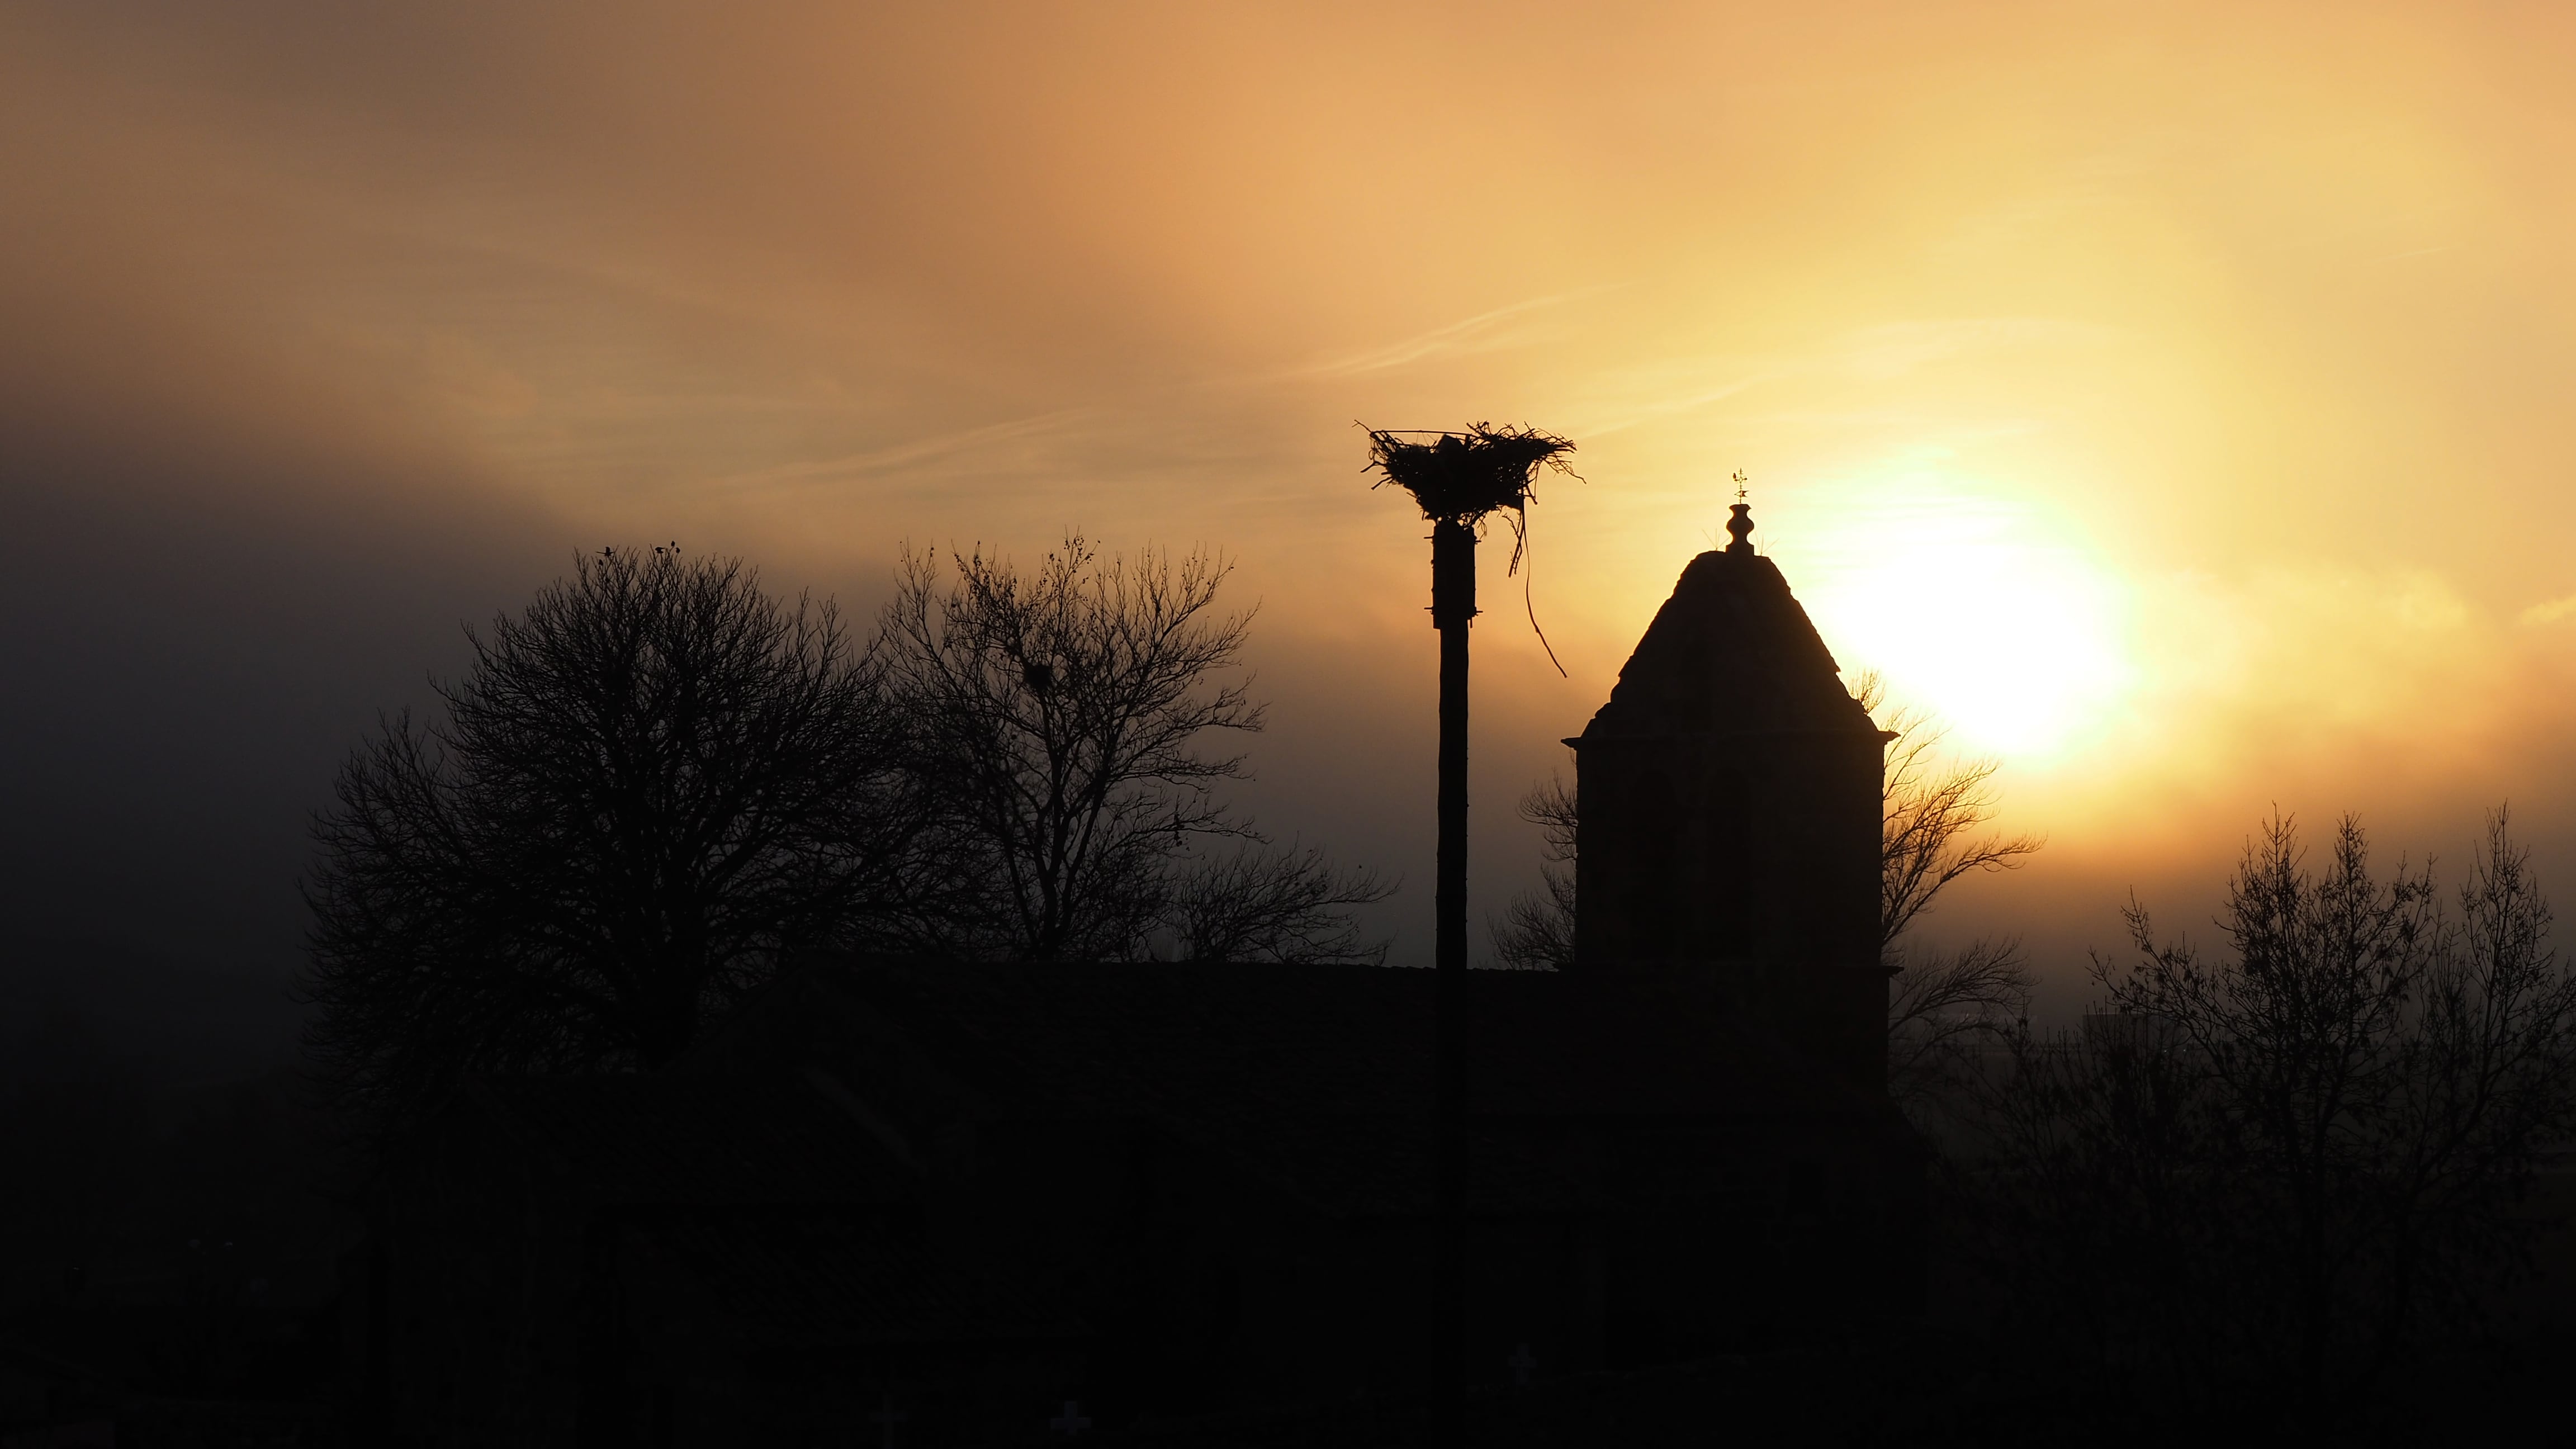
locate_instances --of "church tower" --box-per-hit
[1567,503,1887,1088]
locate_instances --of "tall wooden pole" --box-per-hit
[1370,420,1570,1438]
[1429,515,1476,1442]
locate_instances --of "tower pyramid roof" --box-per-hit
[1574,506,1878,741]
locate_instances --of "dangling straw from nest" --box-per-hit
[1361,422,1580,675]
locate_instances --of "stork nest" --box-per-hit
[1363,423,1577,526]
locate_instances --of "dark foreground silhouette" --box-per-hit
[7,523,2572,1446]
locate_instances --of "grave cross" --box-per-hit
[869,1392,907,1449]
[1508,1342,1537,1390]
[1049,1400,1092,1436]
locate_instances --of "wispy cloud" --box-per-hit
[1556,316,2101,439]
[1562,364,1768,437]
[711,408,1098,492]
[1296,286,1622,378]
[2520,594,2576,626]
[1831,316,2115,378]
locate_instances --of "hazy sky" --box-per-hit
[7,0,2575,1053]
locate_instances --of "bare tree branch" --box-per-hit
[1164,845,1394,965]
[301,547,916,1129]
[880,534,1387,965]
[1856,670,2044,954]
[1886,936,2032,1112]
[1489,773,1578,970]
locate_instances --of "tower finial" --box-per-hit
[1726,471,1754,553]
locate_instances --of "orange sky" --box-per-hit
[6,1,2574,1000]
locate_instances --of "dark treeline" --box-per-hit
[1934,809,2576,1440]
[4,534,1390,1439]
[301,536,1391,1137]
[1494,678,2576,1441]
[9,539,2575,1443]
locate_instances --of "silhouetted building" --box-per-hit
[356,509,1919,1445]
[1568,502,1888,1089]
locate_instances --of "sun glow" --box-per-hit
[1782,467,2135,764]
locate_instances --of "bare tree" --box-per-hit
[1858,671,2043,1110]
[1962,997,2229,1405]
[880,534,1388,963]
[302,547,913,1126]
[1163,844,1392,965]
[1974,809,2576,1414]
[1489,773,1577,971]
[1865,672,2045,953]
[1886,937,2036,1110]
[2382,810,2576,1348]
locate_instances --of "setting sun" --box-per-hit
[1785,464,2135,763]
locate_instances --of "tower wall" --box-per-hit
[1573,730,1882,1088]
